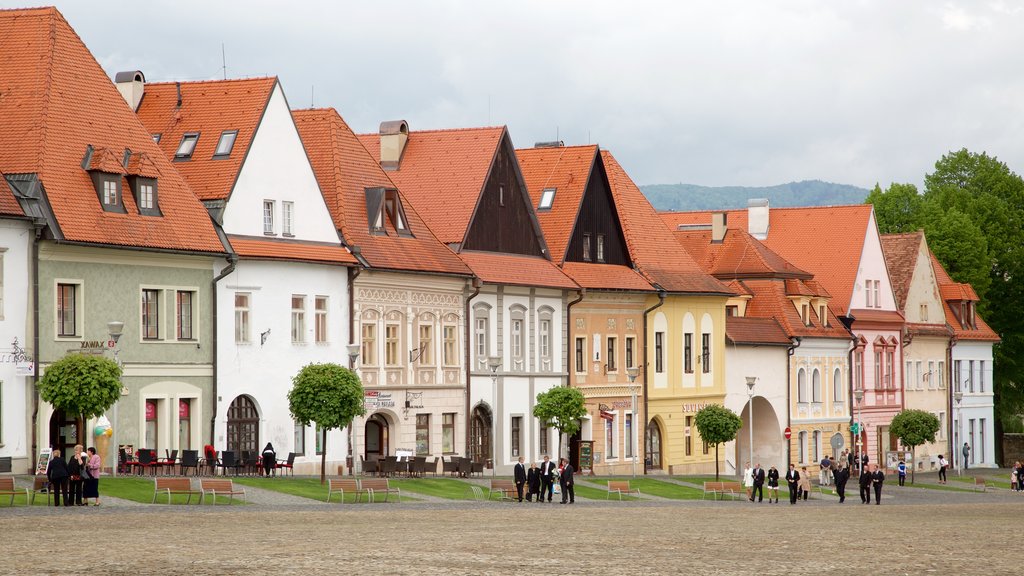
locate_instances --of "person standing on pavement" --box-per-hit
[45,448,69,507]
[526,462,541,502]
[819,455,832,486]
[83,447,101,506]
[937,455,949,484]
[751,463,766,503]
[896,459,907,487]
[513,456,527,502]
[834,463,849,503]
[798,466,811,501]
[558,458,575,504]
[766,466,780,503]
[871,464,885,505]
[66,444,86,506]
[859,465,873,504]
[962,442,971,470]
[742,462,754,501]
[539,455,556,503]
[786,464,800,504]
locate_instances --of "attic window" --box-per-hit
[152,133,162,144]
[538,188,556,211]
[214,130,238,158]
[88,172,126,214]
[128,176,160,216]
[384,190,413,237]
[175,133,200,160]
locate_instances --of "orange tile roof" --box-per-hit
[849,308,905,325]
[740,279,852,340]
[879,231,924,311]
[930,252,1000,342]
[561,262,654,291]
[661,204,874,313]
[675,228,811,279]
[601,151,732,295]
[515,145,598,264]
[0,7,223,253]
[0,170,27,218]
[359,126,505,245]
[726,316,793,345]
[292,108,471,277]
[135,77,277,202]
[227,235,356,265]
[457,251,578,290]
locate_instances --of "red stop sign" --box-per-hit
[784,427,792,440]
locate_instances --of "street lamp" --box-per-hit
[627,366,640,478]
[487,356,502,474]
[107,321,124,478]
[854,387,864,472]
[347,342,361,476]
[745,377,756,467]
[954,390,964,477]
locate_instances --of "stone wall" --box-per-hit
[1002,433,1024,464]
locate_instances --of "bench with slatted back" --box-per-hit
[703,481,742,500]
[606,480,641,500]
[0,477,29,506]
[327,479,364,503]
[31,476,50,506]
[974,477,987,492]
[358,478,400,503]
[200,479,246,505]
[488,479,517,501]
[152,477,201,504]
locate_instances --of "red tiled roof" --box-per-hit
[136,77,276,202]
[879,231,924,311]
[0,8,223,253]
[741,279,852,340]
[675,228,811,279]
[359,127,505,245]
[292,108,470,277]
[661,204,874,313]
[516,145,598,264]
[930,252,1000,342]
[939,283,979,302]
[726,280,752,297]
[726,316,793,345]
[561,262,654,291]
[905,322,953,339]
[601,151,732,295]
[849,308,905,325]
[0,169,26,217]
[457,251,578,290]
[227,235,356,265]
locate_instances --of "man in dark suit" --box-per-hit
[785,464,800,504]
[751,462,766,503]
[834,464,849,503]
[859,465,873,504]
[871,464,885,505]
[513,456,526,502]
[559,458,575,504]
[539,455,556,503]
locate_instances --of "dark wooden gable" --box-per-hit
[564,152,631,266]
[462,132,545,257]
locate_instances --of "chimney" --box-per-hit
[711,212,728,243]
[379,120,409,171]
[747,198,769,240]
[114,70,145,111]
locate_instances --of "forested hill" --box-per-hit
[640,180,869,211]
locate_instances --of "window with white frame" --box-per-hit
[575,337,585,373]
[905,361,913,390]
[539,307,553,370]
[291,295,306,343]
[385,323,400,366]
[510,307,525,367]
[214,130,237,157]
[833,367,842,402]
[625,336,635,369]
[606,336,617,372]
[915,360,923,390]
[443,324,458,366]
[797,368,807,403]
[625,412,634,458]
[873,280,881,308]
[605,415,616,459]
[812,368,821,402]
[234,293,250,343]
[655,332,664,373]
[293,422,305,456]
[361,322,377,365]
[865,280,873,307]
[176,290,195,340]
[263,200,275,235]
[474,306,490,368]
[56,282,81,338]
[597,234,605,262]
[314,296,328,343]
[684,332,693,373]
[511,416,522,458]
[938,361,945,389]
[938,411,947,440]
[798,431,807,463]
[980,360,986,393]
[138,182,155,210]
[418,324,434,365]
[282,201,294,236]
[141,288,160,340]
[813,430,822,462]
[701,332,710,373]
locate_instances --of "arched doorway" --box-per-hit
[645,420,663,471]
[49,409,82,457]
[226,395,259,455]
[470,404,492,464]
[737,396,784,469]
[364,414,390,460]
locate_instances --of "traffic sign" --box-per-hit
[784,427,792,440]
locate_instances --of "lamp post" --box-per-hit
[954,390,964,477]
[487,355,502,474]
[106,321,124,478]
[854,387,864,473]
[627,366,640,478]
[745,377,756,467]
[347,342,361,476]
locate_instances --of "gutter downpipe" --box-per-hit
[847,332,858,466]
[30,222,44,473]
[347,263,362,474]
[565,289,586,388]
[210,254,238,446]
[464,277,481,456]
[641,290,666,475]
[947,333,958,468]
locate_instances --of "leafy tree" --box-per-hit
[288,363,365,484]
[889,409,940,484]
[693,404,742,480]
[39,353,122,426]
[926,207,991,298]
[532,387,587,459]
[866,182,925,234]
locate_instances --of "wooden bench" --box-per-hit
[327,479,364,503]
[31,476,51,506]
[702,481,742,500]
[200,479,246,505]
[152,477,201,504]
[488,479,518,501]
[358,478,400,503]
[0,477,29,506]
[606,480,641,500]
[974,477,987,492]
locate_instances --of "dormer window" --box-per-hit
[959,301,976,330]
[365,187,412,237]
[175,133,200,160]
[819,304,828,327]
[103,179,118,205]
[127,176,160,216]
[538,187,556,211]
[88,172,126,214]
[801,303,810,326]
[213,130,238,158]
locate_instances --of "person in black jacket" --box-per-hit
[871,464,885,505]
[558,458,575,504]
[46,448,70,507]
[859,466,873,504]
[261,443,276,477]
[766,466,780,503]
[526,462,541,502]
[66,444,87,506]
[834,464,849,503]
[539,455,556,503]
[513,456,526,502]
[785,464,800,504]
[751,463,766,503]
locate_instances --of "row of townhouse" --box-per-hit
[0,7,998,477]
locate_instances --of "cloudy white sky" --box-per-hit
[41,1,1024,188]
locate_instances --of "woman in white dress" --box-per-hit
[742,461,754,501]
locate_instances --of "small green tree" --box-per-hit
[889,409,940,484]
[288,363,365,484]
[694,404,742,480]
[38,353,122,430]
[532,386,587,459]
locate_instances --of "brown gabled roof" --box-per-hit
[726,316,793,345]
[457,251,578,290]
[675,227,812,280]
[136,77,277,202]
[930,252,1000,342]
[0,7,223,253]
[227,235,356,265]
[879,231,924,311]
[358,126,505,245]
[292,108,470,277]
[601,151,732,295]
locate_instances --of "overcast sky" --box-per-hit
[43,1,1024,188]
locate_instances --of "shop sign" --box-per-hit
[364,390,395,409]
[682,402,714,413]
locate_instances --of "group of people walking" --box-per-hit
[44,445,102,507]
[513,455,575,504]
[742,453,887,505]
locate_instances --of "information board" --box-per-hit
[35,448,52,475]
[577,440,593,474]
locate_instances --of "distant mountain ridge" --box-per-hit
[640,180,869,212]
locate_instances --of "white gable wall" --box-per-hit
[0,219,33,473]
[850,210,898,313]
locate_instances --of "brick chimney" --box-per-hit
[379,120,409,171]
[114,70,145,112]
[747,198,769,240]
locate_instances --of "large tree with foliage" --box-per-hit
[889,409,940,484]
[288,363,365,484]
[39,353,122,425]
[866,182,926,234]
[693,404,742,480]
[532,386,587,459]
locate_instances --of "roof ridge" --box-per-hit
[356,125,505,137]
[661,203,872,215]
[35,7,59,174]
[326,112,351,245]
[145,76,277,86]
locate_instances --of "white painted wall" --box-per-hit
[0,219,33,473]
[952,340,996,468]
[724,344,788,474]
[850,210,898,314]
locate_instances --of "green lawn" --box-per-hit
[233,476,421,503]
[106,476,246,505]
[588,478,705,500]
[389,478,478,500]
